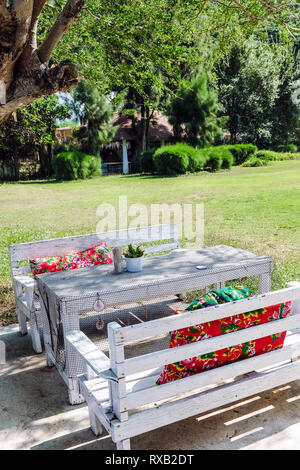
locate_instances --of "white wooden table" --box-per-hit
[36,245,273,404]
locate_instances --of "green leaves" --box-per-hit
[124,244,145,258]
[167,69,224,148]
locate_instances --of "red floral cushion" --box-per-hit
[30,242,112,276]
[157,287,291,385]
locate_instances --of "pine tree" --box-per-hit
[167,70,224,148]
[70,81,117,155]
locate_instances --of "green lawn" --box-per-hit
[1,160,300,326]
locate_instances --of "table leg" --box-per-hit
[213,282,225,290]
[259,273,271,294]
[68,377,84,405]
[61,303,85,405]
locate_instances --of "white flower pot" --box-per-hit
[125,256,143,273]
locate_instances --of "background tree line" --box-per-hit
[0,1,299,179]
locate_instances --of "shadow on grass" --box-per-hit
[1,178,64,185]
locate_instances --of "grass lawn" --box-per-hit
[1,160,300,326]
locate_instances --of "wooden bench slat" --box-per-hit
[65,330,116,382]
[8,224,178,263]
[121,340,300,410]
[119,312,300,376]
[111,359,300,442]
[82,331,300,411]
[115,284,300,343]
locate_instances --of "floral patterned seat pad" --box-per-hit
[157,286,291,385]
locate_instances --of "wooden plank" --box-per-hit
[121,341,300,410]
[82,366,162,404]
[108,322,128,421]
[145,242,179,254]
[12,266,32,276]
[65,330,115,381]
[8,224,178,262]
[119,313,300,376]
[115,284,300,343]
[111,360,300,442]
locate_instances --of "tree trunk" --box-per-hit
[145,106,150,150]
[39,143,53,177]
[140,101,147,152]
[12,147,19,181]
[0,0,84,123]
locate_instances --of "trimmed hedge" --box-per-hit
[223,144,258,165]
[153,144,195,175]
[52,151,101,180]
[187,148,208,172]
[204,146,234,171]
[152,143,234,175]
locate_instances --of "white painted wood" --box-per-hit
[68,377,84,405]
[65,330,112,379]
[108,323,128,423]
[111,360,300,442]
[16,305,28,335]
[116,439,131,450]
[287,281,300,315]
[8,224,179,263]
[83,367,163,404]
[88,400,103,436]
[120,313,300,376]
[70,285,300,449]
[116,285,300,343]
[145,242,179,254]
[120,342,300,411]
[29,316,42,353]
[14,275,35,290]
[9,224,179,354]
[74,331,300,407]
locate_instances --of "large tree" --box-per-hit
[0,0,297,123]
[70,80,118,155]
[217,39,282,144]
[167,69,225,147]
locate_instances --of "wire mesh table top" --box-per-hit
[36,245,273,301]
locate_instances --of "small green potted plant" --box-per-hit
[124,244,145,272]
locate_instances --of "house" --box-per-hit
[100,112,173,174]
[55,112,173,174]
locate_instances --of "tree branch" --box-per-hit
[0,60,78,122]
[17,0,48,69]
[38,0,85,63]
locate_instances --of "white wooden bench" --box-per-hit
[66,282,300,450]
[8,224,180,353]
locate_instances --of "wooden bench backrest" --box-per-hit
[8,224,179,276]
[107,284,300,419]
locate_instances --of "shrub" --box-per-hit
[274,144,298,153]
[153,144,193,175]
[138,148,156,173]
[187,148,208,172]
[152,143,234,175]
[52,151,101,180]
[256,150,300,162]
[241,156,268,167]
[203,146,234,172]
[224,144,258,165]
